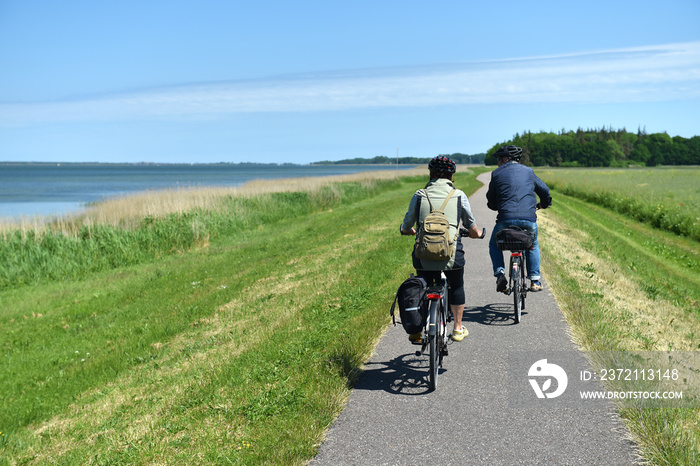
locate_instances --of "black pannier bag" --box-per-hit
[390,275,428,334]
[496,227,534,251]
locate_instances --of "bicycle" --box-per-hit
[495,227,533,324]
[414,227,485,391]
[413,271,450,391]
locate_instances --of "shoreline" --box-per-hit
[0,161,424,167]
[0,166,427,234]
[0,164,424,222]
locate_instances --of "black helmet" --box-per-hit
[495,145,522,161]
[428,155,456,174]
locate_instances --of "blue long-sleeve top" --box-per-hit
[486,161,551,222]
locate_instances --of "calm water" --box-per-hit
[0,163,412,219]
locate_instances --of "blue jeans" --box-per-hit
[489,219,541,281]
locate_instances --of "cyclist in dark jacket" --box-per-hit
[486,145,551,292]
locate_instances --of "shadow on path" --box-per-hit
[353,352,444,395]
[462,303,525,326]
[357,302,523,396]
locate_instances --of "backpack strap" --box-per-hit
[436,189,456,213]
[420,189,434,212]
[422,188,455,213]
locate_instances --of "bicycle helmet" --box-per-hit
[494,145,523,161]
[427,155,456,174]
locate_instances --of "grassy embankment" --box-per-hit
[0,170,419,289]
[0,168,486,464]
[4,164,697,464]
[540,167,700,241]
[536,167,700,465]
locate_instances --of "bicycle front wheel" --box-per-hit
[512,257,522,324]
[428,299,440,391]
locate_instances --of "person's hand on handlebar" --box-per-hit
[469,226,484,239]
[460,225,486,239]
[400,225,416,236]
[537,196,553,210]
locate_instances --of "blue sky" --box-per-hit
[1,1,699,164]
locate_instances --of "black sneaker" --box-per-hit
[496,273,507,292]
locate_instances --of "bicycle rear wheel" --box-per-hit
[428,299,440,391]
[520,261,527,311]
[437,298,447,366]
[512,257,522,323]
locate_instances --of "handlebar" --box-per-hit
[401,226,486,239]
[460,227,486,239]
[537,196,553,210]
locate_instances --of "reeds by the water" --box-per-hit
[1,168,423,238]
[0,168,424,290]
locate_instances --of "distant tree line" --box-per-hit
[314,153,486,165]
[484,127,700,167]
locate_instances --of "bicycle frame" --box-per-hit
[506,251,528,323]
[417,274,449,391]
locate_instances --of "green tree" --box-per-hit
[606,140,626,166]
[483,128,698,167]
[630,144,651,165]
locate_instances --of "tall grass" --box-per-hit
[0,169,423,290]
[0,168,424,237]
[537,167,700,241]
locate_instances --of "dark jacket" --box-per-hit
[486,161,551,222]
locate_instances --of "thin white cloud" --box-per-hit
[2,41,699,126]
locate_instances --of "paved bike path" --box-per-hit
[311,172,637,465]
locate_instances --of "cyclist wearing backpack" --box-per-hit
[400,156,483,342]
[486,145,551,293]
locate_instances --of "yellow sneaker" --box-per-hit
[451,327,468,342]
[408,333,423,344]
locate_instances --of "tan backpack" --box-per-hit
[415,189,456,261]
